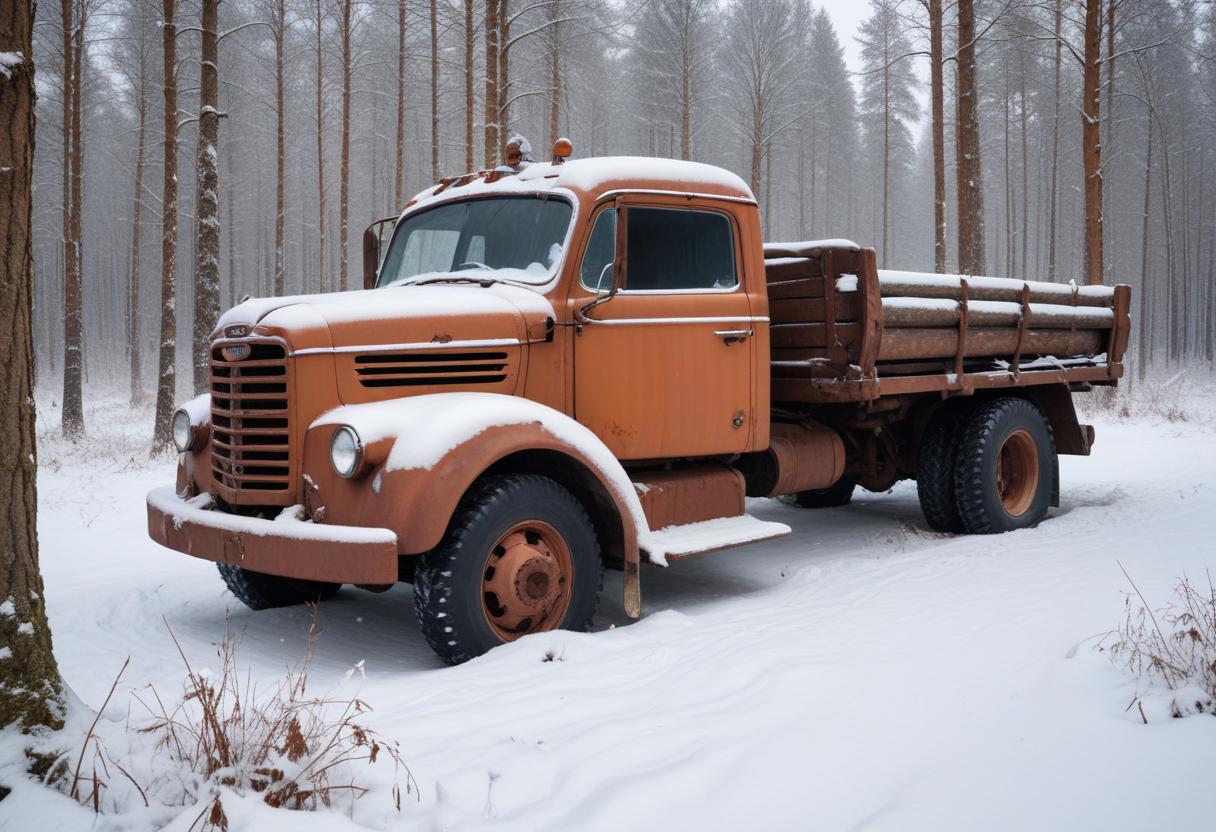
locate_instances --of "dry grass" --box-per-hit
[1106,565,1216,721]
[56,608,416,829]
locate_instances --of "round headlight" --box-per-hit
[330,426,363,478]
[172,409,195,452]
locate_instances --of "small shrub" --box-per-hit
[1106,567,1216,721]
[53,610,415,829]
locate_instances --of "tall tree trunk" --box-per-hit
[339,0,351,291]
[0,0,66,733]
[315,0,327,292]
[680,7,691,161]
[1019,56,1029,280]
[955,0,985,274]
[498,0,509,143]
[881,59,890,267]
[547,0,561,148]
[464,0,474,172]
[484,0,499,166]
[1137,111,1152,380]
[1104,0,1115,284]
[929,0,946,272]
[61,0,85,437]
[273,0,286,296]
[192,0,220,395]
[1047,0,1062,280]
[152,0,178,449]
[398,0,409,199]
[430,0,439,180]
[1081,0,1104,285]
[128,36,147,404]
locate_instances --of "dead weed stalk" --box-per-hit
[1106,564,1216,720]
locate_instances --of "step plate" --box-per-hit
[647,514,792,563]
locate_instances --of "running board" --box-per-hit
[648,514,792,562]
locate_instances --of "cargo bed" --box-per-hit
[763,241,1131,405]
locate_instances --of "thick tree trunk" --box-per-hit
[152,0,178,449]
[484,0,499,166]
[929,0,946,272]
[1082,0,1104,285]
[192,0,221,395]
[0,0,66,733]
[273,0,286,296]
[955,0,985,274]
[315,0,327,293]
[339,0,352,291]
[128,39,147,404]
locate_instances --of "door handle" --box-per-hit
[714,329,752,346]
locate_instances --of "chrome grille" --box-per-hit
[209,339,292,493]
[353,351,509,388]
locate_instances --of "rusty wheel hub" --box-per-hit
[481,521,571,640]
[996,428,1039,517]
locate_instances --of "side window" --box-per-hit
[579,208,617,292]
[625,207,737,292]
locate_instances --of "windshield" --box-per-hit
[376,195,573,288]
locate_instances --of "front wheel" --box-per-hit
[953,398,1055,533]
[414,474,603,665]
[217,564,340,610]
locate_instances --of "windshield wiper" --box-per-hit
[413,275,503,288]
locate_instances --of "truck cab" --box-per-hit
[148,147,1130,665]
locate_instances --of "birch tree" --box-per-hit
[152,0,179,449]
[192,0,221,394]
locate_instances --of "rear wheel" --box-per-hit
[414,474,603,665]
[953,398,1055,533]
[917,408,966,533]
[783,477,856,508]
[217,564,340,610]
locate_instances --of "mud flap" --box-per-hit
[623,557,641,619]
[1051,454,1060,508]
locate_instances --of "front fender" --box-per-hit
[304,394,648,613]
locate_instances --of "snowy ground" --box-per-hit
[3,374,1216,830]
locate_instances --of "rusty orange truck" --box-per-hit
[148,146,1131,664]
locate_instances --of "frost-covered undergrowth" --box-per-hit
[1106,571,1216,722]
[3,376,1216,831]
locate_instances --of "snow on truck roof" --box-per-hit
[406,156,755,214]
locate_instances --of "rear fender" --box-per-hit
[305,394,648,616]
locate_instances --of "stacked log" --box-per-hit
[763,247,1119,367]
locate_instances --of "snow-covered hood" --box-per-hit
[215,283,556,353]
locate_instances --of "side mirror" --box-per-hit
[362,216,397,290]
[577,261,619,323]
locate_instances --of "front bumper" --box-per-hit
[146,487,399,584]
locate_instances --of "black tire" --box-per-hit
[917,408,966,533]
[954,397,1055,534]
[217,564,341,610]
[783,477,857,508]
[414,474,603,666]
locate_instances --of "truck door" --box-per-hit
[572,199,756,460]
